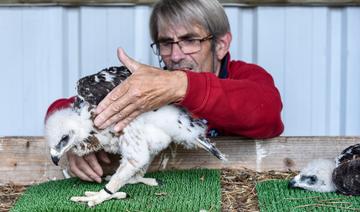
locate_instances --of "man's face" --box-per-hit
[158,24,218,74]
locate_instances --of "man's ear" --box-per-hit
[215,32,232,60]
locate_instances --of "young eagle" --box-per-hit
[45,66,227,207]
[288,143,360,195]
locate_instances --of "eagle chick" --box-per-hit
[45,66,226,207]
[289,144,360,195]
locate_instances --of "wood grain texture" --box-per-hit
[0,137,63,185]
[1,136,359,185]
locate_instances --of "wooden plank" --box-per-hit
[0,137,63,185]
[1,136,359,185]
[0,0,360,6]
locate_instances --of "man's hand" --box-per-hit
[67,150,111,183]
[93,48,187,132]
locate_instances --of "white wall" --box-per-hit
[0,5,359,136]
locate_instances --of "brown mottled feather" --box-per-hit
[85,135,101,151]
[332,159,360,196]
[336,143,360,165]
[77,66,131,107]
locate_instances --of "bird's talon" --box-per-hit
[70,190,128,206]
[84,191,97,197]
[88,201,95,207]
[70,196,78,202]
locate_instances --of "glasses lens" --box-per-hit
[179,40,201,54]
[159,43,172,56]
[152,35,211,56]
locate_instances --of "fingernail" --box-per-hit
[99,123,107,129]
[96,177,102,183]
[114,125,121,132]
[94,117,102,127]
[104,157,111,164]
[95,107,102,114]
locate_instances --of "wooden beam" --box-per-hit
[0,136,359,185]
[0,0,359,6]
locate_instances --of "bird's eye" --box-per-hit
[300,175,318,185]
[61,135,69,142]
[308,175,318,184]
[55,135,70,151]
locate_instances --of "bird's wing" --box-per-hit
[336,143,360,166]
[332,159,360,195]
[76,66,131,107]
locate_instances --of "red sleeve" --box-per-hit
[179,61,284,139]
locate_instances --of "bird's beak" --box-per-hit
[51,155,60,166]
[50,148,62,166]
[288,179,297,188]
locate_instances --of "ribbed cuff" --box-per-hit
[179,71,210,113]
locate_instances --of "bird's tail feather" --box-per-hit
[196,137,227,161]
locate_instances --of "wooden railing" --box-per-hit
[1,136,359,185]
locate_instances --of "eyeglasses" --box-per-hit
[150,35,213,56]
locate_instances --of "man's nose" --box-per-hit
[170,43,186,62]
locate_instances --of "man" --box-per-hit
[68,0,284,183]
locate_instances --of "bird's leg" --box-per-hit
[70,125,157,207]
[127,157,160,186]
[70,160,140,207]
[127,174,159,186]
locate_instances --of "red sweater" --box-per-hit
[179,54,284,139]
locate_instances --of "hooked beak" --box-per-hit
[50,148,62,166]
[51,155,60,166]
[288,179,297,188]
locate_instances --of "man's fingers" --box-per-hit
[83,153,103,177]
[114,110,141,132]
[95,92,133,128]
[67,153,101,182]
[95,83,128,115]
[117,48,140,73]
[98,102,137,129]
[70,165,93,182]
[68,154,92,182]
[76,160,102,183]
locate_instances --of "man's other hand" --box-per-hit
[67,150,111,183]
[94,48,187,132]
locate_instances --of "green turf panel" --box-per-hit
[12,169,220,212]
[256,180,360,212]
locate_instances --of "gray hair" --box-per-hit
[149,0,230,42]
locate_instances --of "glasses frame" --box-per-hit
[150,35,214,56]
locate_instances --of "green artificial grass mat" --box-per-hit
[11,169,220,212]
[256,180,360,212]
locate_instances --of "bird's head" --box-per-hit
[45,97,94,166]
[288,159,337,192]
